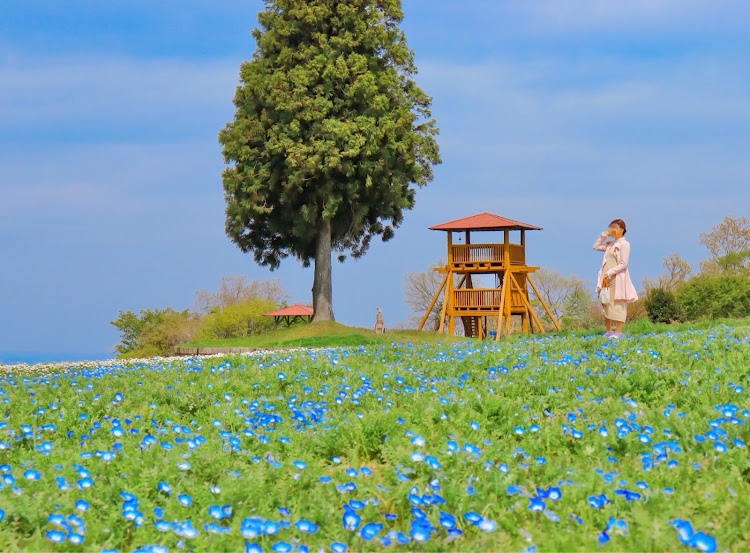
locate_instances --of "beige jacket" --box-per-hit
[593,232,639,303]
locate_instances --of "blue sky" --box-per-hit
[1,1,749,361]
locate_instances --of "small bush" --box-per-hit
[111,308,201,357]
[198,298,277,339]
[644,288,683,324]
[626,298,648,322]
[676,275,750,321]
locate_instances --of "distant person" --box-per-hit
[593,219,638,339]
[374,307,385,334]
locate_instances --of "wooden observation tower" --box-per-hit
[418,212,561,339]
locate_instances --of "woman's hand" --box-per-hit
[602,275,609,287]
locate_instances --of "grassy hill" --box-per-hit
[180,316,750,351]
[180,320,473,349]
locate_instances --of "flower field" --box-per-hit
[1,324,749,552]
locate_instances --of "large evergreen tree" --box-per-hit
[219,0,440,321]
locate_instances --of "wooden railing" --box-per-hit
[509,244,525,265]
[451,244,525,265]
[453,288,525,309]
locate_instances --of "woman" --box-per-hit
[593,219,638,339]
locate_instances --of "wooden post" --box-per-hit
[504,275,512,334]
[447,232,453,265]
[465,231,470,245]
[448,275,455,336]
[418,272,448,331]
[526,274,562,331]
[510,272,546,333]
[494,270,510,341]
[520,229,525,248]
[503,230,509,268]
[439,271,451,333]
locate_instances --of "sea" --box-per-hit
[0,351,114,365]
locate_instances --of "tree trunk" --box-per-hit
[312,218,335,321]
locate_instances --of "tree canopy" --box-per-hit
[219,0,441,320]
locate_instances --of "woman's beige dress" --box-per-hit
[603,247,627,322]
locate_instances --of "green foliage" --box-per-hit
[110,308,200,357]
[219,0,441,268]
[676,274,750,321]
[198,298,278,339]
[644,287,683,324]
[716,249,750,276]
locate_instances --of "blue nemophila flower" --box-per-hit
[76,477,93,490]
[342,508,360,531]
[470,421,480,430]
[240,517,264,539]
[528,496,546,511]
[615,489,642,501]
[690,531,717,552]
[478,518,497,532]
[359,522,383,541]
[24,469,42,480]
[204,522,231,535]
[295,519,318,533]
[154,520,172,532]
[262,519,280,535]
[208,504,232,520]
[177,493,192,507]
[45,530,66,543]
[671,519,694,545]
[173,520,199,538]
[409,451,425,462]
[463,511,482,525]
[409,517,433,541]
[348,499,365,510]
[157,481,172,494]
[245,543,262,553]
[330,542,347,553]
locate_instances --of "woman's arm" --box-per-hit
[606,241,630,278]
[593,231,610,251]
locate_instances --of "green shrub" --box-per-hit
[676,274,750,321]
[198,298,277,339]
[644,288,683,324]
[111,308,201,357]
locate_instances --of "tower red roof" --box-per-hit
[429,212,542,231]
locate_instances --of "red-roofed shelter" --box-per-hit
[419,212,559,339]
[263,304,313,329]
[428,212,542,232]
